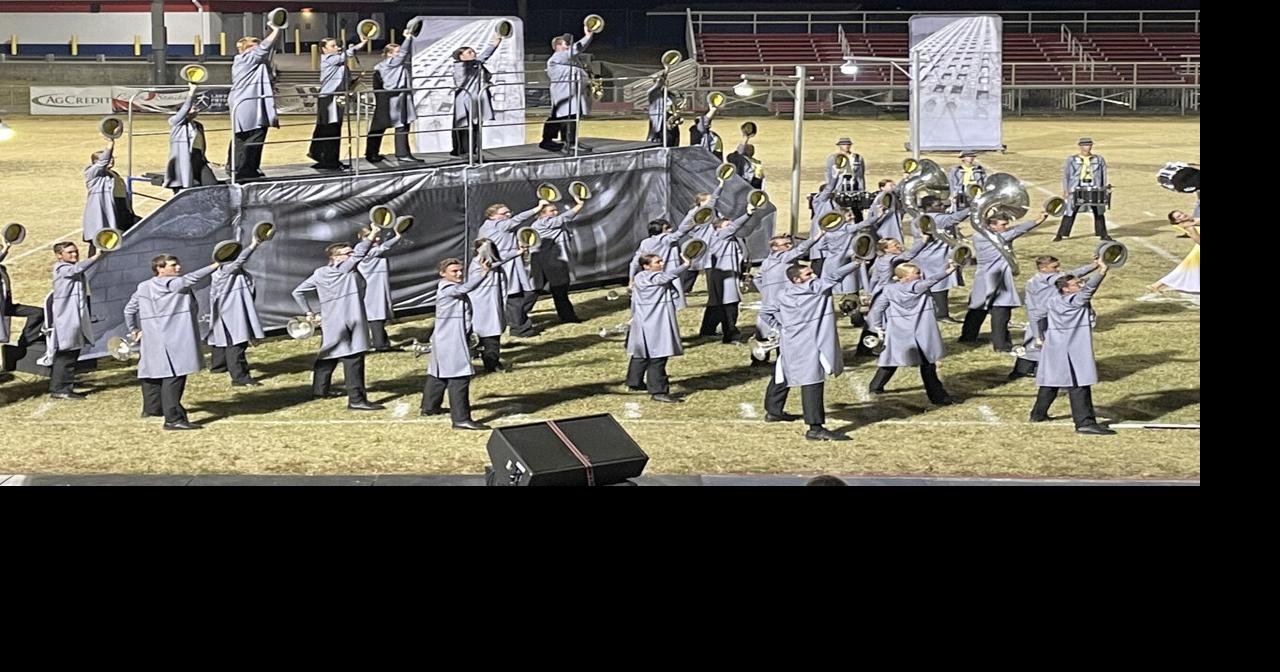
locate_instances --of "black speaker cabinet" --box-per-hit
[485,414,648,486]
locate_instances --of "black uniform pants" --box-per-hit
[141,375,189,425]
[626,356,670,395]
[422,374,473,423]
[764,379,825,427]
[313,354,367,403]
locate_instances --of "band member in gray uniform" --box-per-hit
[681,185,723,294]
[1010,255,1098,379]
[46,242,100,399]
[688,99,723,160]
[477,201,542,337]
[1,238,44,350]
[164,82,217,193]
[292,231,384,410]
[912,196,967,322]
[868,179,904,243]
[450,30,505,158]
[626,252,692,403]
[751,229,825,366]
[760,261,860,440]
[948,151,987,211]
[698,205,758,343]
[1030,261,1116,435]
[867,261,959,404]
[124,254,217,429]
[422,256,492,430]
[308,35,369,169]
[630,207,700,310]
[208,238,264,386]
[1055,137,1111,242]
[958,211,1048,351]
[531,195,586,324]
[228,26,282,179]
[357,225,403,351]
[825,138,865,192]
[366,33,422,163]
[82,139,138,253]
[646,70,680,147]
[542,27,594,152]
[470,238,508,372]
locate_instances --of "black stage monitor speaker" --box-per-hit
[485,414,648,486]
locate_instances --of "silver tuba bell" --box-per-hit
[969,173,1030,275]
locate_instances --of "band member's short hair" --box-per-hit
[1167,210,1181,225]
[768,234,792,248]
[785,264,808,282]
[878,178,892,189]
[920,195,942,210]
[90,150,105,164]
[1055,275,1078,292]
[551,36,570,49]
[694,192,711,205]
[484,203,508,218]
[893,262,921,280]
[473,237,492,250]
[319,37,337,50]
[325,243,352,258]
[452,46,470,61]
[987,215,1009,225]
[382,43,399,56]
[358,226,374,239]
[236,36,261,52]
[639,254,662,268]
[53,242,77,255]
[876,238,901,253]
[647,219,671,236]
[151,254,180,275]
[1035,255,1059,268]
[438,257,463,274]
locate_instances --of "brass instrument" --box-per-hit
[107,335,140,362]
[660,50,682,68]
[707,91,726,108]
[266,7,288,30]
[569,181,591,201]
[747,190,769,209]
[536,183,562,203]
[393,216,414,235]
[1096,240,1129,268]
[253,221,275,243]
[357,19,381,40]
[494,20,513,38]
[94,228,123,252]
[969,173,1030,275]
[287,315,321,339]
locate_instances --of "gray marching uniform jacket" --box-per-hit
[230,33,279,133]
[373,33,417,129]
[630,207,699,309]
[428,272,487,379]
[0,249,14,344]
[50,255,101,352]
[208,245,264,347]
[914,209,968,292]
[469,255,507,338]
[868,239,926,301]
[82,145,123,242]
[627,263,689,359]
[967,220,1039,310]
[1062,154,1108,216]
[453,42,499,126]
[317,44,362,125]
[754,234,822,337]
[868,271,953,367]
[291,239,373,359]
[760,261,857,388]
[868,190,904,243]
[1036,272,1105,388]
[124,265,216,379]
[164,93,208,189]
[1020,262,1096,363]
[948,164,987,200]
[547,34,594,118]
[531,208,579,289]
[358,235,400,322]
[705,212,753,307]
[477,205,540,296]
[825,152,865,191]
[646,76,676,139]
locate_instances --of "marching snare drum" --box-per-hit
[1156,162,1200,193]
[1073,186,1111,208]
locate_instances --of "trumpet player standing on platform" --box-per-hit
[292,230,383,411]
[421,257,492,430]
[867,261,958,405]
[82,138,138,253]
[626,252,692,403]
[450,28,505,158]
[124,254,217,430]
[542,24,595,152]
[228,25,282,179]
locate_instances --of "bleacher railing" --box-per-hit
[656,9,1201,35]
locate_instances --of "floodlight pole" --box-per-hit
[789,65,805,238]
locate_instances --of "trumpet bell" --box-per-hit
[850,232,876,261]
[902,157,920,174]
[286,317,316,340]
[252,221,275,243]
[818,212,844,231]
[681,238,707,262]
[1097,240,1129,268]
[880,192,895,210]
[707,91,726,108]
[369,205,396,229]
[393,215,414,234]
[584,14,605,33]
[357,19,380,40]
[107,336,136,362]
[740,121,757,137]
[180,64,209,84]
[692,206,716,225]
[266,7,288,30]
[99,116,124,140]
[748,190,769,209]
[2,222,26,245]
[495,19,513,38]
[716,162,737,182]
[569,180,591,201]
[476,239,500,263]
[536,182,562,203]
[660,50,683,67]
[1044,196,1067,217]
[212,239,243,264]
[750,335,780,361]
[517,226,541,250]
[94,227,123,252]
[1010,345,1027,358]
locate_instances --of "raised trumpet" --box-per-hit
[180,64,209,84]
[692,206,716,225]
[2,222,26,245]
[107,335,140,362]
[94,227,123,252]
[369,204,396,229]
[536,182,561,203]
[584,14,605,33]
[681,238,707,262]
[949,242,975,267]
[707,91,726,108]
[357,19,381,40]
[817,212,844,231]
[850,232,876,261]
[409,337,432,358]
[569,180,591,201]
[660,50,683,68]
[393,215,414,235]
[266,7,288,30]
[98,116,124,140]
[740,121,758,137]
[517,226,541,252]
[286,315,320,339]
[1044,196,1067,217]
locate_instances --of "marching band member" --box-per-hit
[867,261,960,405]
[478,201,543,337]
[751,229,825,366]
[451,28,505,158]
[164,82,217,192]
[208,238,264,386]
[912,196,967,323]
[542,26,595,152]
[948,151,986,212]
[0,236,43,351]
[470,238,508,373]
[626,251,693,403]
[958,211,1049,351]
[1010,255,1098,379]
[46,242,100,399]
[357,225,403,352]
[82,139,137,253]
[530,194,587,324]
[1030,261,1116,435]
[421,257,492,430]
[366,33,422,163]
[1055,137,1111,241]
[228,25,282,179]
[699,204,759,343]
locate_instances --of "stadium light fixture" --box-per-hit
[840,59,859,76]
[732,74,754,97]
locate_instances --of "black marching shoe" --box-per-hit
[651,394,683,403]
[1076,424,1117,436]
[397,155,424,163]
[805,427,851,441]
[50,392,87,400]
[1028,413,1051,423]
[367,155,386,163]
[931,396,957,406]
[140,411,163,419]
[453,420,491,431]
[420,409,445,417]
[764,413,801,423]
[312,390,345,400]
[348,401,385,411]
[539,140,565,152]
[164,421,202,430]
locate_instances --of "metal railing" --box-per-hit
[655,9,1201,35]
